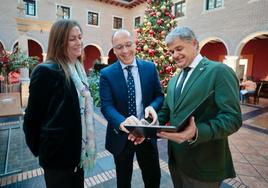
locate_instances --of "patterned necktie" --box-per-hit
[126,66,137,116]
[174,67,191,102]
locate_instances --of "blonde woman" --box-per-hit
[23,19,96,188]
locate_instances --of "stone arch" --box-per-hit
[84,42,103,56]
[28,39,43,63]
[0,40,5,50]
[12,41,19,52]
[199,37,229,62]
[10,37,44,62]
[26,36,45,53]
[0,41,6,63]
[235,31,268,56]
[108,48,117,64]
[84,44,101,73]
[236,31,268,81]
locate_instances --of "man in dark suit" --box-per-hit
[100,29,164,188]
[157,27,242,188]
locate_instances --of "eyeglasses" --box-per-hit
[113,41,134,50]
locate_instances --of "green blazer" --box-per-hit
[158,57,242,182]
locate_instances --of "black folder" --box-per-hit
[125,90,215,138]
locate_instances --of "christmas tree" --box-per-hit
[135,0,177,91]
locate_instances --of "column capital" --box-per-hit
[224,55,239,60]
[101,56,109,65]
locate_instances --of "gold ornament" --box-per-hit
[156,12,161,17]
[143,45,149,51]
[158,47,163,52]
[160,5,166,12]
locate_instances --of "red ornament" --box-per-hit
[150,11,156,17]
[156,19,162,25]
[136,46,142,52]
[148,49,155,57]
[165,66,172,74]
[142,40,146,44]
[149,29,155,36]
[136,28,141,33]
[165,11,170,16]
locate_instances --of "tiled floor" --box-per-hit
[0,98,268,188]
[229,98,268,188]
[229,128,268,188]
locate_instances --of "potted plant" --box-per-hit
[8,47,39,79]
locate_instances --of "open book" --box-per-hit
[125,90,215,138]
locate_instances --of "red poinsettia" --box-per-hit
[0,49,13,77]
[0,47,38,83]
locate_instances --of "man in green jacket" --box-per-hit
[157,26,242,188]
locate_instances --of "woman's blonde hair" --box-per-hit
[46,19,83,79]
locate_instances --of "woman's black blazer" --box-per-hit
[23,62,82,169]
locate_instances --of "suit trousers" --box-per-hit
[168,159,221,188]
[44,167,84,188]
[114,139,161,188]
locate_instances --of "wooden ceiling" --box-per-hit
[94,0,146,9]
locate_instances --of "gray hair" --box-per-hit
[165,26,197,46]
[111,29,133,43]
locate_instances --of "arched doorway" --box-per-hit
[108,49,117,64]
[12,40,43,62]
[0,41,7,73]
[13,42,18,51]
[28,39,43,63]
[239,34,268,81]
[84,45,101,73]
[200,39,227,62]
[0,41,4,51]
[0,41,5,59]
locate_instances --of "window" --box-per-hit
[88,11,99,26]
[134,16,141,28]
[174,0,186,18]
[23,0,36,16]
[113,17,123,29]
[206,0,223,10]
[57,5,71,19]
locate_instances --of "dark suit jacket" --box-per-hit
[23,62,82,169]
[100,59,164,156]
[158,58,242,182]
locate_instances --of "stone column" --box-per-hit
[42,52,47,62]
[101,56,109,64]
[18,31,28,55]
[21,82,30,108]
[17,32,30,107]
[223,55,239,77]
